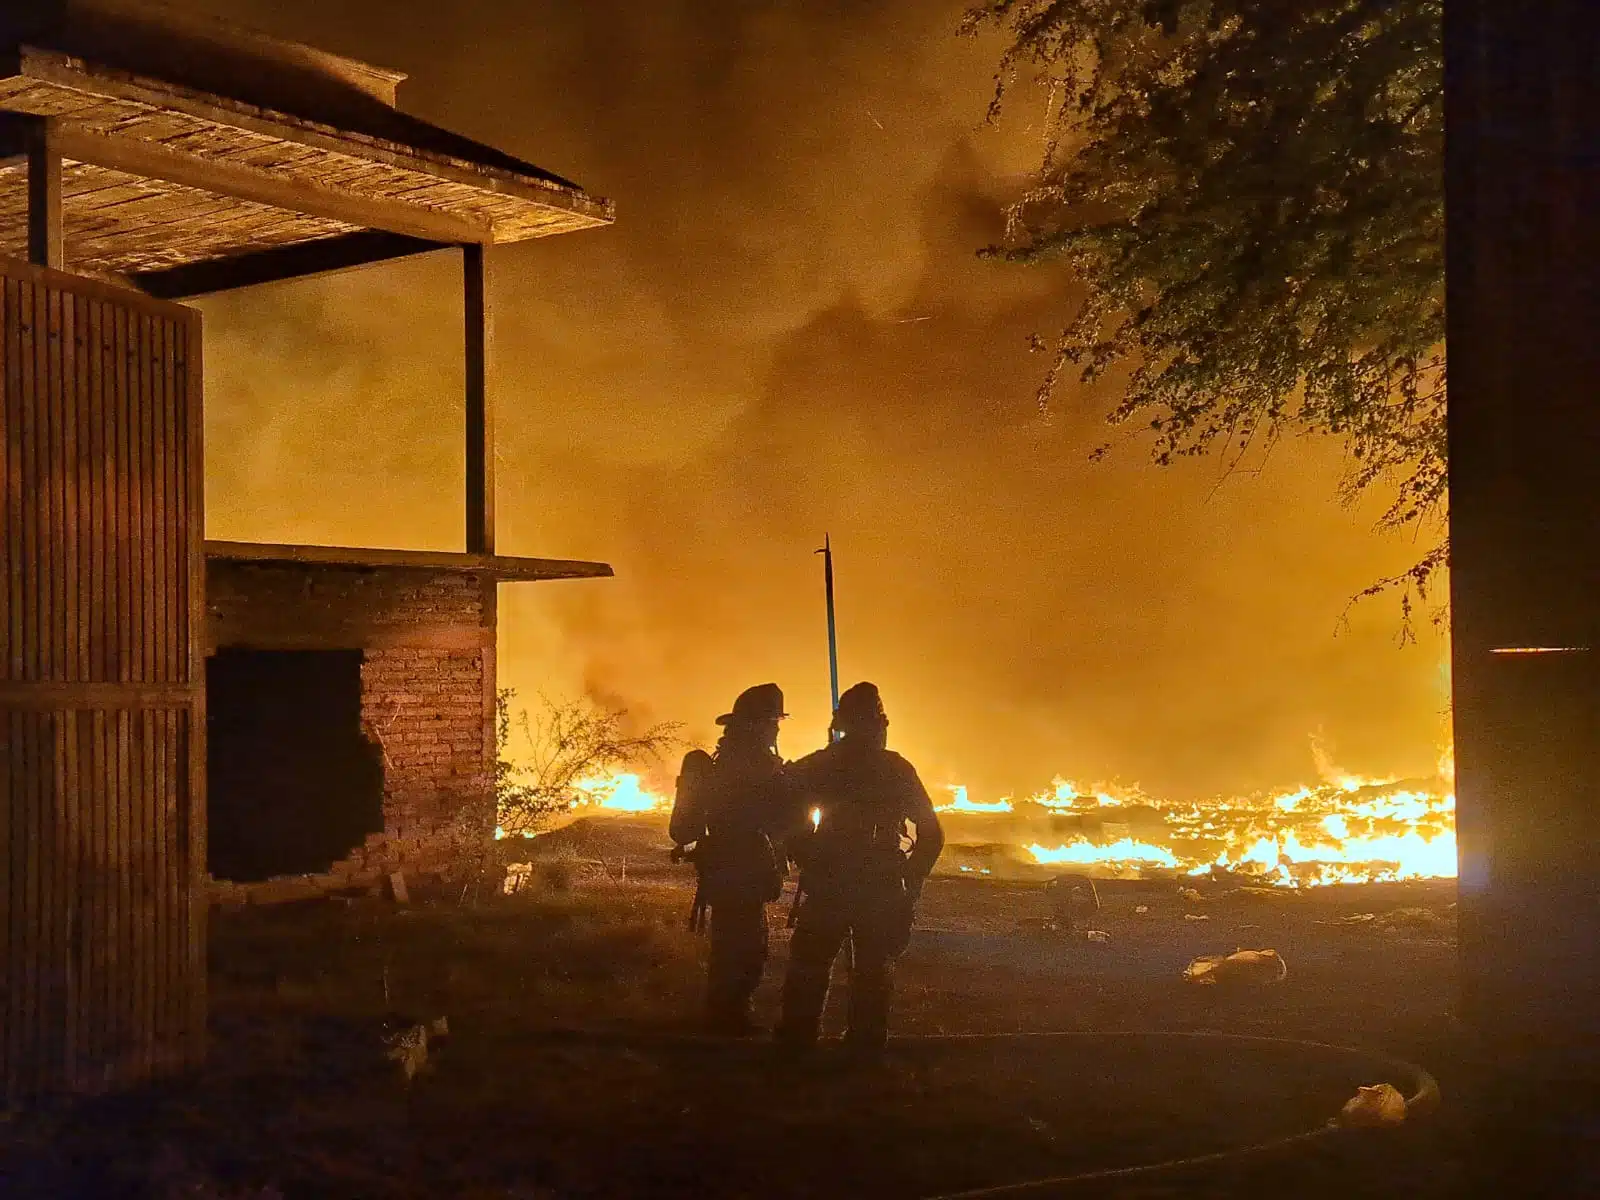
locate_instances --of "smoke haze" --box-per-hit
[188,0,1450,801]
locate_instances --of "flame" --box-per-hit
[571,772,670,813]
[938,785,1014,814]
[959,741,1457,889]
[1027,838,1182,869]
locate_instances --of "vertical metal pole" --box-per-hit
[817,536,840,735]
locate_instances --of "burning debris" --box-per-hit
[936,768,1456,889]
[497,746,1457,892]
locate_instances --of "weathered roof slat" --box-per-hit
[0,41,612,270]
[13,49,613,226]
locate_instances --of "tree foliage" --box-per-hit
[494,690,681,836]
[962,0,1444,616]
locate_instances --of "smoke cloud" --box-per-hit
[191,0,1450,801]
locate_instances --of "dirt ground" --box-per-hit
[1,848,1465,1199]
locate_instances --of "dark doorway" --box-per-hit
[206,649,384,882]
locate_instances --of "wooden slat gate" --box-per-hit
[0,257,204,1100]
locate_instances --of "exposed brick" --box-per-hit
[208,561,495,854]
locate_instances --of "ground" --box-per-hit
[2,826,1464,1199]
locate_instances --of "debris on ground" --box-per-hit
[1045,873,1101,932]
[1229,886,1297,903]
[1178,887,1204,903]
[1328,907,1452,936]
[388,871,410,905]
[1376,907,1451,935]
[1337,1082,1408,1127]
[1134,905,1151,915]
[1183,948,1288,986]
[503,863,534,895]
[384,1015,450,1082]
[1085,929,1111,944]
[1183,913,1210,922]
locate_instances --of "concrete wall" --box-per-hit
[205,560,497,840]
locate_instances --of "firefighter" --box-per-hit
[669,683,791,1034]
[776,682,944,1059]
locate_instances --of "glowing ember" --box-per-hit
[939,785,1014,814]
[1027,838,1182,869]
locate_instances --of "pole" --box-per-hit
[816,536,840,735]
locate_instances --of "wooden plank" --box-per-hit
[135,310,151,685]
[61,290,79,683]
[18,278,37,682]
[0,682,193,708]
[110,702,127,1080]
[86,297,103,683]
[114,300,129,684]
[201,540,613,581]
[463,244,493,556]
[86,708,104,1080]
[0,713,10,1095]
[183,313,205,1065]
[53,126,492,245]
[20,714,40,1095]
[134,230,444,300]
[25,118,62,270]
[61,709,78,1084]
[152,316,167,686]
[153,323,170,1052]
[5,275,20,682]
[38,282,54,683]
[0,288,9,1095]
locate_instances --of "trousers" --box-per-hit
[706,900,768,1027]
[777,886,905,1051]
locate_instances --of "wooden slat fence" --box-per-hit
[0,255,203,1100]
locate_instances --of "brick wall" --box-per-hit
[206,561,496,839]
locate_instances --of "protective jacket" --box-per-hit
[786,739,943,904]
[669,741,788,906]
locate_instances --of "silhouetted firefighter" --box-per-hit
[777,682,945,1059]
[669,684,791,1034]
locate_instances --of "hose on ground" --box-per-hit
[901,1030,1439,1199]
[539,1025,1439,1199]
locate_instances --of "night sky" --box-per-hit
[186,0,1449,801]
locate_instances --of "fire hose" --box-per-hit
[533,1025,1439,1197]
[907,1030,1440,1199]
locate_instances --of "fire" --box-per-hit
[940,785,1014,814]
[946,742,1457,888]
[572,772,670,813]
[499,742,1457,891]
[1027,838,1182,869]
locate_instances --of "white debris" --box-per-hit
[1338,1083,1408,1127]
[1183,948,1288,986]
